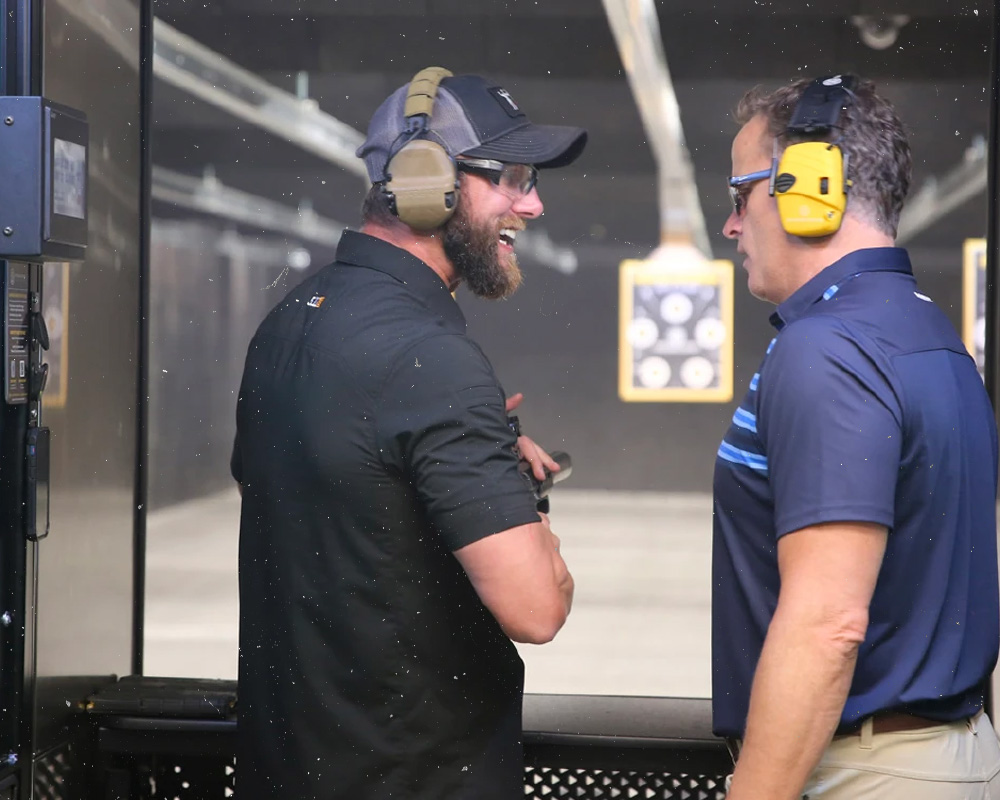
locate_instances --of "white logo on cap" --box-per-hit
[495,89,519,111]
[822,76,843,86]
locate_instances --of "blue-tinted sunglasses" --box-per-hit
[727,168,773,214]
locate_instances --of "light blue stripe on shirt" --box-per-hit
[750,373,760,391]
[732,407,757,433]
[717,441,768,474]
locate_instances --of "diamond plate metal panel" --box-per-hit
[143,756,236,798]
[524,767,726,800]
[33,744,75,800]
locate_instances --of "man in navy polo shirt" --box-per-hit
[714,75,1000,798]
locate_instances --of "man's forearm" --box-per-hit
[727,609,860,800]
[548,529,574,616]
[558,571,574,616]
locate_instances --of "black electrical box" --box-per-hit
[0,97,88,262]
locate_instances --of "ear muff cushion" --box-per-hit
[385,140,458,230]
[774,141,847,237]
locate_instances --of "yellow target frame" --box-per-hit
[41,262,70,409]
[962,238,986,375]
[618,257,734,403]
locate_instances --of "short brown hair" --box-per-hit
[734,77,912,237]
[360,184,398,227]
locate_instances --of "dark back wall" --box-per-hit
[146,212,976,505]
[461,244,972,493]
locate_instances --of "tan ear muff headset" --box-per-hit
[770,74,856,238]
[381,66,458,231]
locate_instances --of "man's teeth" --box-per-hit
[499,228,517,245]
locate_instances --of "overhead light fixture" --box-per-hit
[850,15,911,50]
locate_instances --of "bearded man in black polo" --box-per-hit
[231,69,586,800]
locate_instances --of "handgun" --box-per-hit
[519,450,573,514]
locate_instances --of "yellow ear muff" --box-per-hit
[773,141,849,238]
[384,67,458,231]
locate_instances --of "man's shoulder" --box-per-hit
[763,314,896,405]
[275,259,436,338]
[384,331,498,394]
[794,269,965,362]
[771,314,860,361]
[246,261,459,384]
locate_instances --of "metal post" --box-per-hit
[132,0,154,679]
[0,2,41,796]
[983,0,1000,724]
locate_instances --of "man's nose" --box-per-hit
[513,186,544,219]
[722,209,741,240]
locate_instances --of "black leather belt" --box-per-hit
[725,711,950,766]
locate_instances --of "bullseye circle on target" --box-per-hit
[680,356,715,389]
[627,318,659,350]
[659,292,694,325]
[638,356,671,388]
[694,318,725,350]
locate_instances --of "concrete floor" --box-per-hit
[144,488,1000,710]
[144,488,714,697]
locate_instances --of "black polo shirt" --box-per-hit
[232,231,541,800]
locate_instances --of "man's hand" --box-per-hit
[506,392,560,482]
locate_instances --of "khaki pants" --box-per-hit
[727,712,1000,798]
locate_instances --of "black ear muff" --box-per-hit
[773,75,856,238]
[383,67,459,231]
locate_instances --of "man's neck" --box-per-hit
[360,222,458,291]
[780,215,895,303]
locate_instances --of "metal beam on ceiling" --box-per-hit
[600,0,712,259]
[895,136,987,244]
[153,18,368,180]
[152,166,346,246]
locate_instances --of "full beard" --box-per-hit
[443,204,523,300]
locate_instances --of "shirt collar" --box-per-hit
[335,230,467,333]
[770,247,913,330]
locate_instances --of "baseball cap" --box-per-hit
[357,73,588,183]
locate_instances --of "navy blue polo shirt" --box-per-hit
[712,247,1000,739]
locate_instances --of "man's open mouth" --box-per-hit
[499,228,518,247]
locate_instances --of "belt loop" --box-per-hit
[860,716,874,750]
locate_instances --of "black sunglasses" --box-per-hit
[456,158,539,198]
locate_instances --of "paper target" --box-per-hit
[619,258,734,402]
